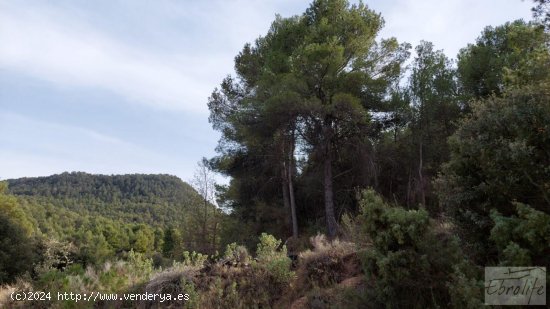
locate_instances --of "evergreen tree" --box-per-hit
[208,0,409,237]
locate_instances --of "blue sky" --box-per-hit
[0,0,534,182]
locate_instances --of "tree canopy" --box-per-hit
[208,0,409,238]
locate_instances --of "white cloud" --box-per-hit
[0,1,309,114]
[0,0,536,182]
[0,3,213,113]
[0,0,533,115]
[375,0,533,58]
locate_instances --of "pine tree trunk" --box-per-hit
[211,219,218,253]
[203,200,208,252]
[324,149,338,238]
[323,120,338,238]
[281,164,292,233]
[202,169,209,252]
[288,134,298,239]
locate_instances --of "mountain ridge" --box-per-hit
[6,171,204,228]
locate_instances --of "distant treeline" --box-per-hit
[0,173,229,284]
[8,172,197,205]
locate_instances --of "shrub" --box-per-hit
[33,238,77,276]
[297,234,358,289]
[256,233,294,285]
[0,212,36,284]
[0,279,33,309]
[223,243,250,265]
[127,249,153,283]
[184,234,294,308]
[436,85,550,261]
[140,268,195,309]
[356,189,481,308]
[191,261,280,308]
[490,202,550,266]
[181,251,208,267]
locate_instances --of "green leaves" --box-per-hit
[457,20,550,100]
[356,189,481,308]
[490,202,550,266]
[358,189,429,250]
[255,233,294,285]
[207,0,411,237]
[436,84,550,262]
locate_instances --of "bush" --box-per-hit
[490,202,550,266]
[127,249,153,282]
[34,238,77,276]
[153,233,295,309]
[140,268,196,309]
[26,252,155,308]
[356,189,481,308]
[191,260,283,308]
[181,251,208,267]
[256,233,294,285]
[223,243,251,265]
[0,212,36,284]
[297,234,358,289]
[436,85,550,261]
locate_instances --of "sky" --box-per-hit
[0,0,535,182]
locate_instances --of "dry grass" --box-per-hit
[132,257,288,308]
[276,234,362,308]
[133,267,197,309]
[297,234,358,288]
[145,266,196,295]
[0,285,17,308]
[0,279,32,308]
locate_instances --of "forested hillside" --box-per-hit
[1,172,227,280]
[8,172,201,226]
[1,0,549,308]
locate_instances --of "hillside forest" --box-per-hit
[1,0,549,308]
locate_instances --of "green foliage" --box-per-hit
[33,238,77,276]
[181,251,208,267]
[26,250,155,308]
[131,224,155,254]
[0,183,37,283]
[223,242,250,265]
[359,189,430,248]
[127,249,153,279]
[208,0,410,238]
[256,233,285,260]
[457,20,550,100]
[4,173,228,269]
[446,265,484,309]
[0,181,34,235]
[436,85,550,260]
[34,264,89,309]
[181,280,200,309]
[78,231,113,265]
[8,172,204,228]
[162,227,183,259]
[256,233,294,285]
[0,212,36,284]
[356,189,481,308]
[490,202,550,266]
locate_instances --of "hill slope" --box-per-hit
[2,172,222,266]
[7,172,201,227]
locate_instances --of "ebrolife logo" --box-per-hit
[484,267,546,305]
